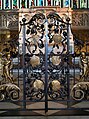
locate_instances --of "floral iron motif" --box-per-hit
[21,11,70,101]
[47,12,69,100]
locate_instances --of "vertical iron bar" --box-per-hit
[22,18,26,109]
[45,18,48,113]
[66,19,70,108]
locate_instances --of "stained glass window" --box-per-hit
[64,0,69,7]
[13,0,17,9]
[1,0,88,9]
[39,0,43,6]
[34,0,36,6]
[47,0,51,6]
[54,0,61,6]
[80,0,87,8]
[31,0,34,6]
[26,0,31,7]
[21,0,26,8]
[5,0,9,9]
[73,0,78,8]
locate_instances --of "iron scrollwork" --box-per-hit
[47,12,67,70]
[22,12,70,101]
[47,12,70,100]
[23,12,46,101]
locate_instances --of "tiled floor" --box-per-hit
[0,101,89,116]
[0,116,89,119]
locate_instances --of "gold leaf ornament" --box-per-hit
[52,34,62,44]
[30,55,40,67]
[51,56,61,65]
[33,80,44,90]
[51,80,60,91]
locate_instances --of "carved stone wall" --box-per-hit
[0,12,19,29]
[72,10,89,48]
[72,10,89,28]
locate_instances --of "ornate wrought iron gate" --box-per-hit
[20,12,71,112]
[20,12,89,113]
[0,11,89,115]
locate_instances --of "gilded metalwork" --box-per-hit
[71,33,89,101]
[74,37,89,81]
[33,79,44,90]
[3,52,13,83]
[51,56,61,66]
[30,55,40,67]
[79,51,88,80]
[52,34,62,44]
[0,56,3,82]
[0,39,18,83]
[49,80,60,91]
[0,32,20,101]
[71,82,89,101]
[26,77,44,100]
[0,83,20,101]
